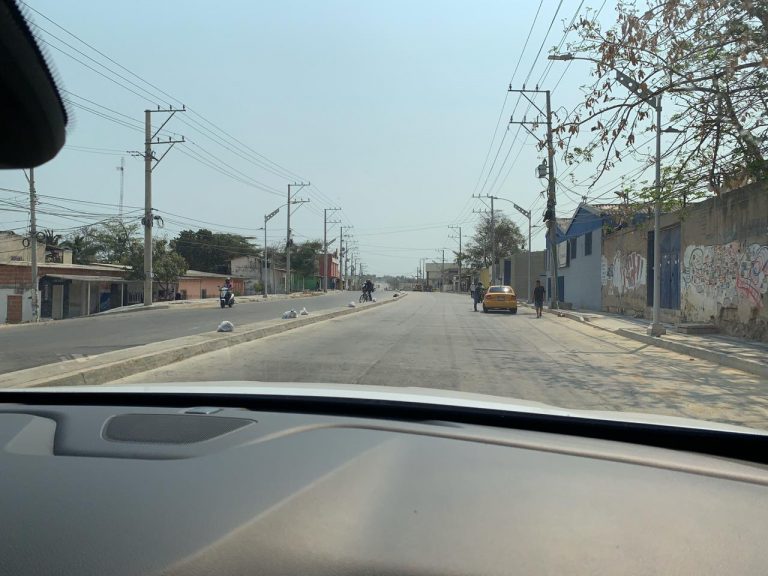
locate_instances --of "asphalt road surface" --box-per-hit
[0,292,358,373]
[114,292,768,430]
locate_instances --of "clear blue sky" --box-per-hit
[1,1,641,276]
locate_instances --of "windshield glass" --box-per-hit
[1,0,766,433]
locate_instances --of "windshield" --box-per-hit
[1,0,766,434]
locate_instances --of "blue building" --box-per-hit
[545,204,614,310]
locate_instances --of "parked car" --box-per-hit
[482,285,517,314]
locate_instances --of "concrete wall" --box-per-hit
[679,182,768,340]
[602,182,768,340]
[601,224,652,317]
[503,251,546,300]
[0,233,45,264]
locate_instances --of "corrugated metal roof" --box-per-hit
[43,274,128,283]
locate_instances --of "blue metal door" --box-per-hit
[660,225,680,309]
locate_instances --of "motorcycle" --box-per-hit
[219,286,235,308]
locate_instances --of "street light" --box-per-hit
[492,196,533,301]
[548,52,672,337]
[264,206,280,297]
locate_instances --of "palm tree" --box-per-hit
[62,231,97,264]
[39,229,63,263]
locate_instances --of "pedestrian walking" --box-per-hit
[473,281,484,312]
[533,280,545,318]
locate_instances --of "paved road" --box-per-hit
[0,292,361,373]
[114,292,768,430]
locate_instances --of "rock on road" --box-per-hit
[113,292,768,429]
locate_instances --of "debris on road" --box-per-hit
[282,310,298,319]
[299,307,309,316]
[348,302,356,308]
[217,321,234,333]
[393,293,399,298]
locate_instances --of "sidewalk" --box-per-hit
[521,303,768,379]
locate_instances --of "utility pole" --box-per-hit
[473,194,500,284]
[449,225,462,292]
[323,208,340,292]
[263,206,280,298]
[441,249,445,292]
[614,70,667,337]
[135,106,185,307]
[508,86,558,307]
[338,225,343,291]
[28,168,39,322]
[285,182,310,294]
[117,156,125,222]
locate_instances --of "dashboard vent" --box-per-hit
[104,414,252,444]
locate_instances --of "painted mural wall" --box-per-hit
[681,242,768,315]
[601,250,647,296]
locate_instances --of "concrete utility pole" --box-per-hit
[615,70,666,337]
[441,249,445,292]
[285,182,310,294]
[117,156,125,221]
[137,106,185,307]
[473,194,502,284]
[28,168,39,322]
[449,225,462,292]
[323,208,340,292]
[339,225,343,291]
[508,86,558,307]
[263,206,280,298]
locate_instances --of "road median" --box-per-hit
[0,294,406,389]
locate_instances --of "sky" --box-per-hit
[0,0,649,276]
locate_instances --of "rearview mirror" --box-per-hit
[0,0,68,168]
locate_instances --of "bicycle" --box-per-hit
[359,291,372,303]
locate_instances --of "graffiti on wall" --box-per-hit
[601,250,647,295]
[682,242,768,309]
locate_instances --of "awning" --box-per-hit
[42,274,129,283]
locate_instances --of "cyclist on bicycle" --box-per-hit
[363,279,374,301]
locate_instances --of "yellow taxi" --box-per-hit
[482,285,518,314]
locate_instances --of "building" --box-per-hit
[1,260,130,323]
[601,181,768,341]
[424,262,459,291]
[544,217,572,304]
[317,253,340,290]
[177,270,244,300]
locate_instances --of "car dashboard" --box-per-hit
[1,389,768,575]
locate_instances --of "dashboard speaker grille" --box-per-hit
[104,414,251,444]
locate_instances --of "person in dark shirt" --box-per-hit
[533,280,546,318]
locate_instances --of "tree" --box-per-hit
[61,226,99,265]
[91,220,140,264]
[126,238,188,300]
[465,213,525,271]
[39,228,63,263]
[171,229,258,273]
[291,240,322,279]
[558,0,768,203]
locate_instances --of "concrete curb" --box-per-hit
[519,302,768,379]
[0,294,407,389]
